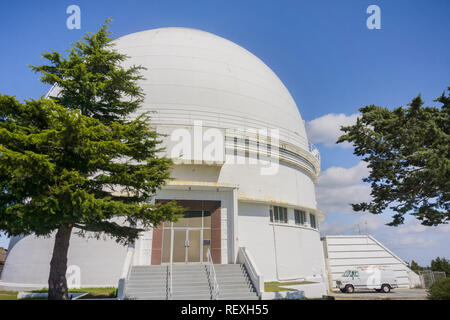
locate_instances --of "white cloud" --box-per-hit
[395,219,450,235]
[306,113,359,148]
[316,161,371,214]
[320,213,386,235]
[396,236,437,248]
[320,220,355,235]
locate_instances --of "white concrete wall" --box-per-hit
[220,156,317,209]
[168,161,317,211]
[1,231,127,288]
[237,202,326,282]
[133,228,153,266]
[261,282,327,299]
[322,235,420,288]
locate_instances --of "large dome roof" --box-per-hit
[114,27,308,149]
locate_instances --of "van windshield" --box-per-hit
[343,270,351,277]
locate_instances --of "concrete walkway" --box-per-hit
[330,288,428,300]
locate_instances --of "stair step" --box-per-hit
[218,296,259,300]
[172,295,212,300]
[165,284,210,289]
[130,273,167,279]
[127,292,166,297]
[126,263,257,300]
[130,295,167,300]
[218,292,259,297]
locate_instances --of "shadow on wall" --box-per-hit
[262,290,306,300]
[170,164,221,182]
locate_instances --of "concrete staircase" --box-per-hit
[124,264,259,300]
[215,264,260,300]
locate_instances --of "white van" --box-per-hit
[336,268,398,293]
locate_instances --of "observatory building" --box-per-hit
[1,28,328,298]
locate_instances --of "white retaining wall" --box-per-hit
[322,235,420,289]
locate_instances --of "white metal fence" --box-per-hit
[419,270,446,288]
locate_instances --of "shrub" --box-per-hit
[427,278,450,300]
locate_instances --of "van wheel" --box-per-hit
[345,285,355,293]
[381,284,390,293]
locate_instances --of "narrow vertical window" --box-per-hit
[310,213,316,229]
[300,211,306,225]
[245,137,249,158]
[256,135,260,160]
[294,210,300,225]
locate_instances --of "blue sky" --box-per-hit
[1,0,449,265]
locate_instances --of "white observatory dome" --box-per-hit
[114,27,309,149]
[1,27,328,295]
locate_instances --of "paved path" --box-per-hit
[330,288,427,300]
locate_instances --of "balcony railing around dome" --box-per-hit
[144,107,316,155]
[308,142,321,162]
[206,248,219,300]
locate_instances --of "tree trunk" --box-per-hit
[48,225,73,300]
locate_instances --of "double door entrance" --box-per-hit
[161,210,211,264]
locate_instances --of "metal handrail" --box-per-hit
[206,248,219,300]
[167,264,173,300]
[117,242,135,300]
[237,247,263,297]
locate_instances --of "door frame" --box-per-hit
[169,227,204,264]
[152,200,221,265]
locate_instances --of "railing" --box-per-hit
[44,83,58,99]
[117,243,135,300]
[206,248,219,300]
[308,142,321,161]
[167,264,173,300]
[237,247,264,297]
[143,107,313,152]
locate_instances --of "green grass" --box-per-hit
[73,287,117,299]
[0,287,119,300]
[264,281,314,292]
[0,290,18,300]
[31,287,118,299]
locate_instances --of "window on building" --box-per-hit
[309,213,317,229]
[294,210,306,225]
[256,136,260,160]
[270,206,288,223]
[245,138,249,158]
